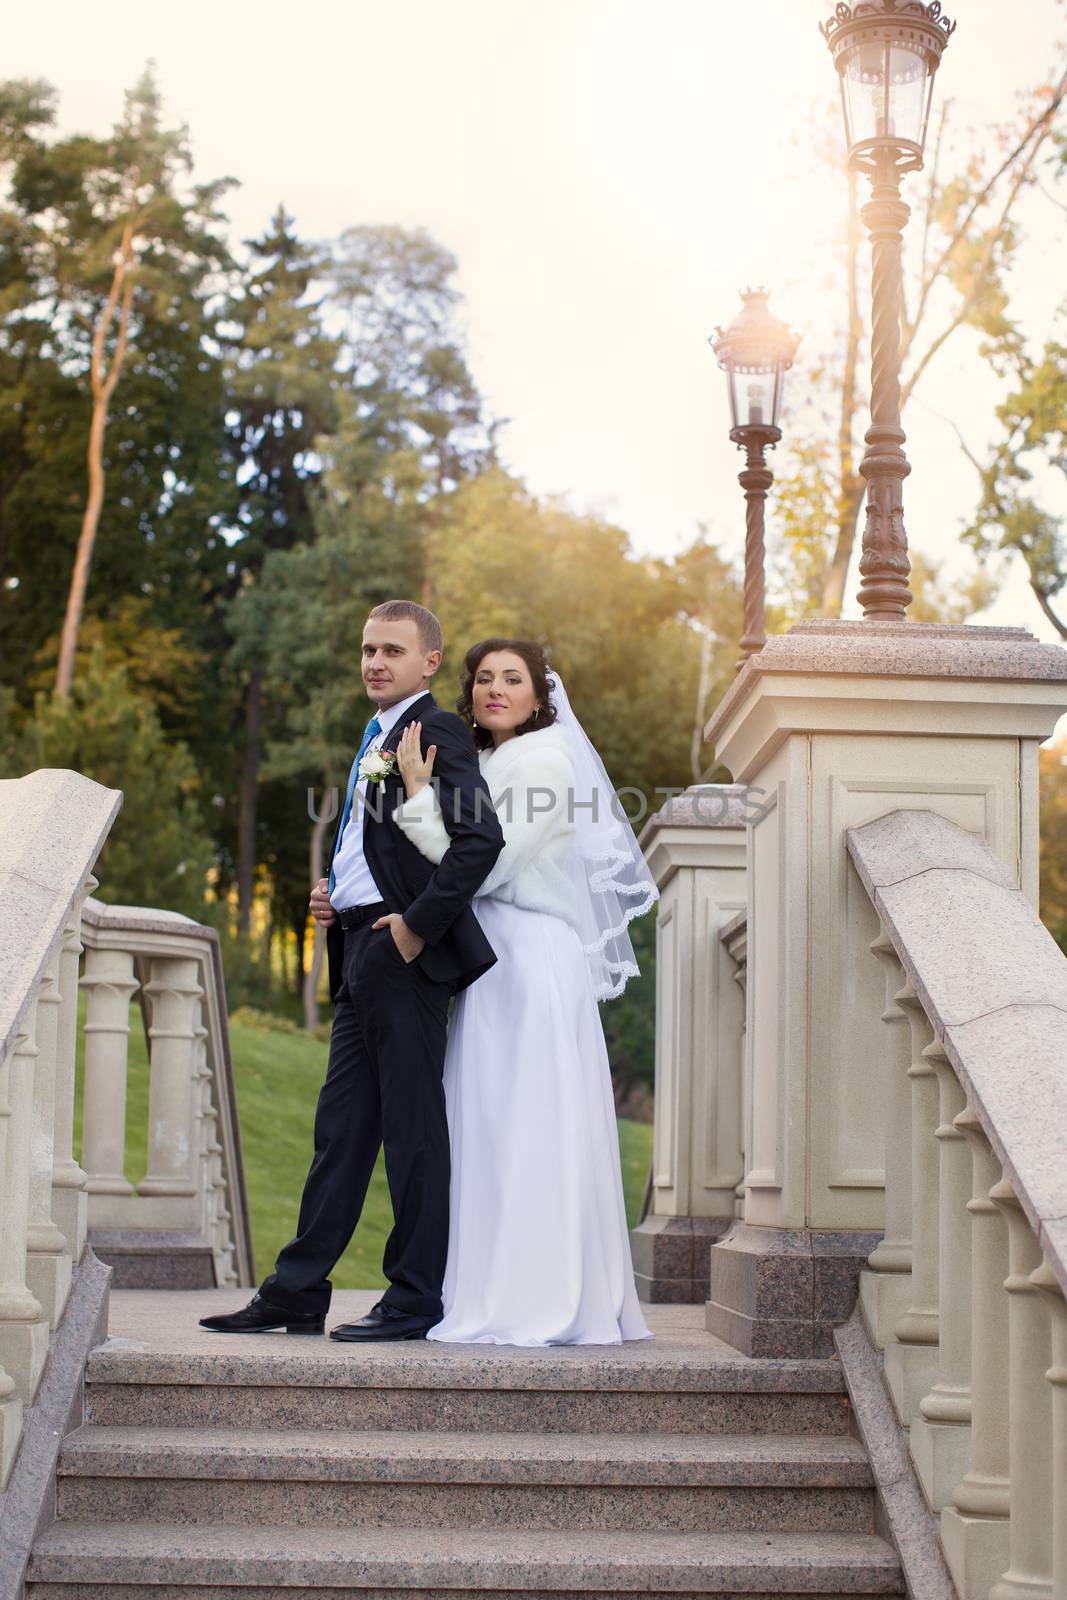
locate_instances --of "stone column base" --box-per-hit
[88,1230,216,1290]
[630,1215,732,1304]
[706,1222,882,1358]
[941,1503,1010,1600]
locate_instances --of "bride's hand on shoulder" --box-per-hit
[396,722,437,798]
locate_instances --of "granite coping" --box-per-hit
[847,808,1067,1298]
[705,619,1067,748]
[0,1250,111,1600]
[82,895,212,938]
[834,1311,956,1600]
[89,1291,848,1394]
[640,783,753,838]
[0,771,121,1058]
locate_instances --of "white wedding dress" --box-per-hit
[395,723,653,1346]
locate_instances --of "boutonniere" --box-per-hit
[359,748,397,785]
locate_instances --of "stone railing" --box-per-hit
[631,785,748,1303]
[848,807,1067,1600]
[79,897,253,1293]
[0,770,253,1491]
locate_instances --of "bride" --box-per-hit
[393,637,656,1346]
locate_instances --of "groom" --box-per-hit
[201,599,504,1341]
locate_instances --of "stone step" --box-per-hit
[55,1427,875,1533]
[26,1523,905,1595]
[85,1345,852,1435]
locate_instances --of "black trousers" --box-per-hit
[259,920,452,1320]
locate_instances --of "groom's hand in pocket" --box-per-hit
[373,911,426,964]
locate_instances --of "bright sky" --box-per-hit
[8,0,1067,639]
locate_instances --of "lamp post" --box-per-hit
[820,0,956,621]
[711,288,800,668]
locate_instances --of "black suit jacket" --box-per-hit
[326,692,505,999]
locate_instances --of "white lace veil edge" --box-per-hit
[546,670,659,1001]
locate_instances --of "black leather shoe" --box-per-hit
[199,1292,325,1336]
[329,1301,437,1342]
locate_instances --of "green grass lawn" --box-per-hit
[75,1001,653,1290]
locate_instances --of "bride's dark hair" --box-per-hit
[457,638,558,751]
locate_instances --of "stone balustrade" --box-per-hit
[631,785,749,1302]
[848,807,1067,1600]
[0,770,253,1492]
[78,897,253,1293]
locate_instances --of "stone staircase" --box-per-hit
[25,1290,903,1598]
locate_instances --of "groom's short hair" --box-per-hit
[367,599,444,656]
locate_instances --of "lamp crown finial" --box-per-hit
[819,1,956,43]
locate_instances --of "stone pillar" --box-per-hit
[25,949,73,1326]
[81,946,138,1196]
[632,786,749,1303]
[51,879,95,1261]
[859,932,913,1346]
[702,619,1067,1358]
[910,1042,973,1508]
[0,995,49,1402]
[138,956,202,1200]
[942,1106,1011,1600]
[989,1179,1053,1600]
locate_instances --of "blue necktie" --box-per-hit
[328,715,383,894]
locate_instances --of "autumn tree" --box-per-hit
[773,44,1067,621]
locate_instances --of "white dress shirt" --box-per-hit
[329,690,429,911]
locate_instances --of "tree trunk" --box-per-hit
[56,223,137,698]
[302,782,331,1030]
[236,669,262,935]
[290,898,307,997]
[690,625,715,784]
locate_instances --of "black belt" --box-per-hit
[337,901,389,931]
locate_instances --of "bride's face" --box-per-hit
[472,651,538,742]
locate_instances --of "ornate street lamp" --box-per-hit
[711,288,800,667]
[820,0,956,620]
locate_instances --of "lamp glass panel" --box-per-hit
[887,43,930,146]
[738,371,774,428]
[842,39,890,144]
[725,369,740,430]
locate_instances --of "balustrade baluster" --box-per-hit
[989,1179,1053,1599]
[942,1105,1011,1599]
[50,877,95,1260]
[1031,1259,1067,1599]
[138,956,203,1199]
[81,947,138,1195]
[910,1040,972,1509]
[25,949,72,1326]
[883,986,940,1421]
[0,994,49,1403]
[860,931,913,1347]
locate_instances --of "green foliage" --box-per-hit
[1041,740,1067,951]
[428,470,741,805]
[0,648,215,919]
[600,914,656,1105]
[964,322,1067,632]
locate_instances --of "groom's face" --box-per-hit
[361,618,442,709]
